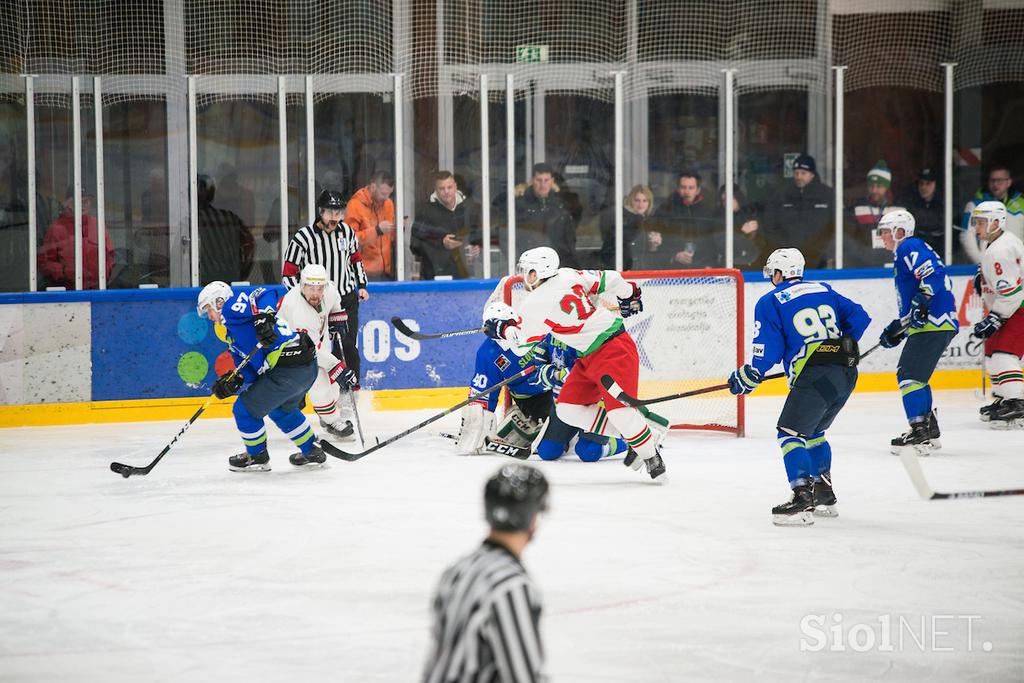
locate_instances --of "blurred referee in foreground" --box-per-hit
[422,464,549,683]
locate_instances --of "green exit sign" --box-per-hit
[515,45,549,63]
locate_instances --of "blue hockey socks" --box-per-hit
[806,431,832,478]
[268,408,315,455]
[899,380,932,423]
[778,430,812,487]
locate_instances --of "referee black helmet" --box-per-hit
[317,189,345,213]
[485,464,549,532]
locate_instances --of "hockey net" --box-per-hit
[503,269,745,436]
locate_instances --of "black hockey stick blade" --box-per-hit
[898,449,1024,500]
[484,437,532,460]
[391,316,483,340]
[321,365,537,463]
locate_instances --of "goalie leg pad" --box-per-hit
[456,403,495,455]
[495,404,543,449]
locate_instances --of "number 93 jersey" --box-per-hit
[751,279,871,382]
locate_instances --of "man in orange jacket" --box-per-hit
[345,170,396,280]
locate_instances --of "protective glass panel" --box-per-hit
[35,102,77,290]
[0,98,28,292]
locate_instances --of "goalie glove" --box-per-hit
[618,282,643,318]
[728,364,762,395]
[328,362,357,388]
[328,311,348,338]
[537,364,568,391]
[483,317,519,341]
[972,312,1004,340]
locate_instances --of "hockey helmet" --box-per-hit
[300,263,329,288]
[482,300,517,325]
[971,200,1008,238]
[484,464,550,532]
[517,247,559,291]
[763,248,805,281]
[316,189,345,214]
[196,281,233,317]
[874,209,916,249]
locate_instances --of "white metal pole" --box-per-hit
[72,76,83,290]
[394,73,405,282]
[723,69,735,270]
[614,71,625,271]
[833,66,846,270]
[26,76,36,292]
[481,74,491,279]
[943,63,956,265]
[94,77,106,289]
[187,75,199,287]
[305,75,315,227]
[506,74,515,276]
[278,76,288,264]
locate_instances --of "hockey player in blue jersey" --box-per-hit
[729,248,871,526]
[874,210,958,455]
[197,281,342,471]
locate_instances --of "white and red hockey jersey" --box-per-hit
[980,230,1024,320]
[505,268,633,357]
[277,283,347,372]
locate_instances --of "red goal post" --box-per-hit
[503,269,746,436]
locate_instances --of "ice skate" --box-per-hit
[772,485,814,526]
[925,409,941,450]
[890,421,932,456]
[812,472,838,518]
[319,416,356,441]
[624,445,668,483]
[289,441,327,468]
[229,450,271,472]
[989,399,1024,430]
[979,398,1003,422]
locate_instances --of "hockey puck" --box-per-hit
[121,470,131,479]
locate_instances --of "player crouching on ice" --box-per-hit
[480,246,668,482]
[197,281,325,470]
[729,248,870,525]
[874,210,957,455]
[277,264,358,440]
[971,201,1024,428]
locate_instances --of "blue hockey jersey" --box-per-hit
[220,287,302,383]
[892,237,958,334]
[469,338,550,412]
[531,335,579,398]
[751,279,871,382]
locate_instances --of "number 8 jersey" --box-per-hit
[751,279,871,382]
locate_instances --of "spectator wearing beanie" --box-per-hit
[762,153,834,269]
[843,160,906,268]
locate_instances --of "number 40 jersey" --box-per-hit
[751,279,871,382]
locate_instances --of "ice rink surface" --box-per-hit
[1,389,1022,682]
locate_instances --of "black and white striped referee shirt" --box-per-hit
[423,540,545,683]
[282,220,367,295]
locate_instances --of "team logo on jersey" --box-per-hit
[494,354,510,371]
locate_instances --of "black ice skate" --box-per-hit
[926,409,942,450]
[989,398,1024,430]
[890,421,932,456]
[229,449,271,472]
[289,441,327,468]
[812,472,838,518]
[319,417,356,441]
[979,398,1003,423]
[772,484,814,526]
[624,445,668,483]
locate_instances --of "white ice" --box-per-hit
[1,389,1022,682]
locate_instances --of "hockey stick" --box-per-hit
[321,366,536,462]
[391,316,482,340]
[334,332,366,445]
[601,338,893,408]
[110,343,262,478]
[898,449,1024,499]
[484,437,532,460]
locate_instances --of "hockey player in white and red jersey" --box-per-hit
[971,201,1024,427]
[277,264,358,440]
[482,246,667,482]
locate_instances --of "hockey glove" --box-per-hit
[213,371,244,400]
[910,292,931,328]
[973,267,984,297]
[328,311,348,338]
[253,312,279,347]
[483,317,518,341]
[618,282,643,318]
[537,364,568,391]
[728,364,763,395]
[879,318,907,348]
[328,362,357,388]
[972,312,1004,340]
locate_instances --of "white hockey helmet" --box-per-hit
[483,300,517,325]
[763,248,805,281]
[517,247,559,291]
[971,200,1008,237]
[874,209,916,248]
[196,281,233,316]
[300,263,329,288]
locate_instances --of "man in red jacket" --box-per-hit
[38,192,114,289]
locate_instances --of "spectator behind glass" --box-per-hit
[843,160,906,268]
[196,174,254,283]
[346,170,397,280]
[37,191,114,290]
[959,164,1024,263]
[897,168,946,257]
[599,184,653,270]
[720,184,771,270]
[763,154,833,268]
[647,170,720,269]
[514,162,578,268]
[411,170,482,279]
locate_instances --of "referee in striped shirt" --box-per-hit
[423,465,549,683]
[282,190,368,383]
